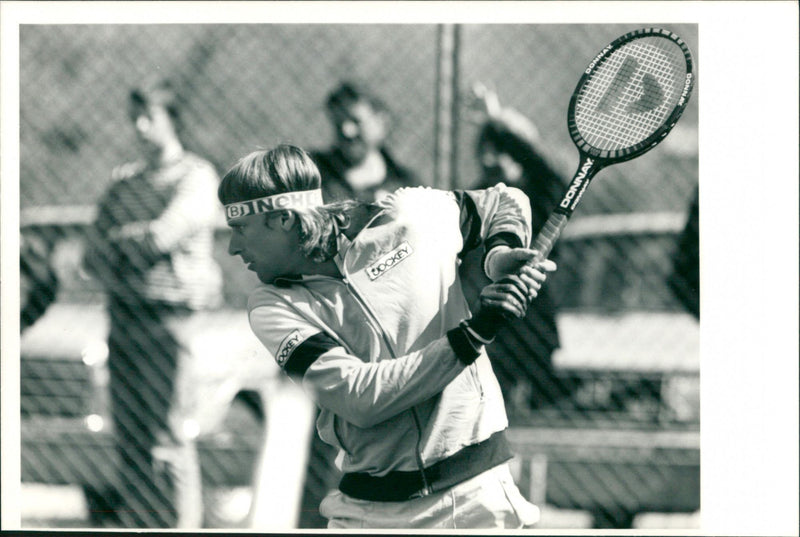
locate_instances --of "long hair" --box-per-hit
[218,144,360,262]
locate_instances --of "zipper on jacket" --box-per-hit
[341,277,396,362]
[340,275,432,494]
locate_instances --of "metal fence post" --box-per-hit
[434,24,461,190]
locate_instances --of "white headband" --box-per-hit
[224,189,323,222]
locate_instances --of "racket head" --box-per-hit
[567,28,695,163]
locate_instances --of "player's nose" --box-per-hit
[227,234,242,257]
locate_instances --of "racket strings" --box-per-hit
[575,37,687,152]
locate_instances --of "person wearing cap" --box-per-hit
[83,78,223,528]
[461,83,568,414]
[219,144,556,529]
[311,81,418,203]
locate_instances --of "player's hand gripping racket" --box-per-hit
[530,27,695,264]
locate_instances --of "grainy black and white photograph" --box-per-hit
[1,1,797,535]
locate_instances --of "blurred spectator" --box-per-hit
[20,232,59,331]
[311,81,418,203]
[461,83,568,414]
[298,81,420,527]
[668,188,699,319]
[82,78,223,528]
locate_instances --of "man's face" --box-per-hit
[129,102,175,154]
[226,212,300,284]
[480,144,524,185]
[328,100,387,165]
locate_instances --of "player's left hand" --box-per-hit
[485,246,556,301]
[520,258,556,302]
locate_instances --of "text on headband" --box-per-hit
[225,189,323,221]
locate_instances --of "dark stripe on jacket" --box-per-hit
[452,190,484,259]
[338,429,514,501]
[283,332,339,377]
[453,190,525,270]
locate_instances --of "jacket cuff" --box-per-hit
[446,326,481,366]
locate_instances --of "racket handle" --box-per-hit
[530,212,568,264]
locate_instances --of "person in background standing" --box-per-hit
[82,78,223,528]
[300,80,420,526]
[668,187,699,319]
[311,81,418,203]
[20,232,60,332]
[461,82,568,414]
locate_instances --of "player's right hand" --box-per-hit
[479,274,531,319]
[467,274,532,342]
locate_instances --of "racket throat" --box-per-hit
[531,155,601,261]
[558,154,601,216]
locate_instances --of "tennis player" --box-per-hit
[219,144,555,529]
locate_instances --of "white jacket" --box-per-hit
[247,185,532,497]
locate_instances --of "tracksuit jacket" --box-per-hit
[247,184,532,501]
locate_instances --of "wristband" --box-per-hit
[446,326,481,365]
[466,307,505,342]
[460,320,495,345]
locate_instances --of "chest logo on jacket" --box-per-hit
[366,241,413,281]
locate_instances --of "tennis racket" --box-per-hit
[530,27,695,263]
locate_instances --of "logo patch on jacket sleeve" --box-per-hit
[276,329,305,366]
[366,241,414,280]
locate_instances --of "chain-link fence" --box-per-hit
[18,22,699,530]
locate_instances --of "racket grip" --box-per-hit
[529,212,568,264]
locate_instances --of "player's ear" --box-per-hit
[277,210,297,231]
[264,210,296,231]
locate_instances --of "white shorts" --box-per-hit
[319,462,540,529]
